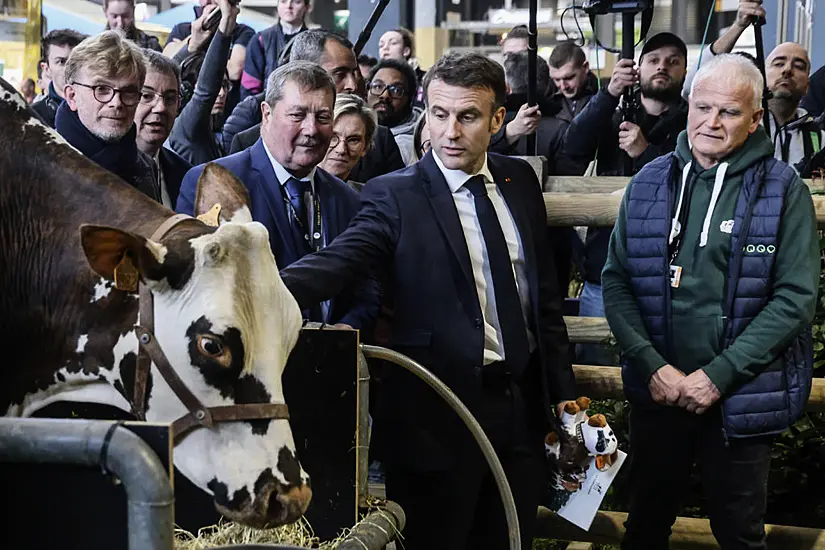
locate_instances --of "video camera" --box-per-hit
[581,0,651,15]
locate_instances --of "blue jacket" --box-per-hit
[240,24,305,98]
[279,151,577,469]
[619,153,814,437]
[176,139,381,331]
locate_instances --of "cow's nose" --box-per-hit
[268,482,312,525]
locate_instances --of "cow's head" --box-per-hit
[81,164,310,527]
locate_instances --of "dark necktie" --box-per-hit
[464,175,530,370]
[285,177,312,253]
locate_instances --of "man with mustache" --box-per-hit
[134,50,192,208]
[561,32,688,365]
[366,58,422,166]
[56,31,160,201]
[176,61,380,331]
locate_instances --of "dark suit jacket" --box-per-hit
[176,139,380,330]
[280,151,577,470]
[230,123,405,182]
[159,147,191,207]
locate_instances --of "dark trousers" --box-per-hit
[622,405,774,550]
[384,373,546,550]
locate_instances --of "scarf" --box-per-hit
[55,102,159,200]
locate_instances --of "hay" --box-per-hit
[174,517,353,549]
[174,499,397,549]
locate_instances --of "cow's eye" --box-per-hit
[198,335,224,357]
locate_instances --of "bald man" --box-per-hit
[763,42,824,176]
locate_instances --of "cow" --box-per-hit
[0,77,311,528]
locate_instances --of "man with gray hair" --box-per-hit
[176,61,380,330]
[603,53,818,549]
[56,30,159,201]
[222,30,405,182]
[134,49,191,208]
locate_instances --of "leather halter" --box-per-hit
[130,214,290,445]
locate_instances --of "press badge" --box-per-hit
[669,265,683,288]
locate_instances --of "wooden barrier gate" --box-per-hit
[540,170,825,549]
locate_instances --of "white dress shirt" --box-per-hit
[262,140,331,319]
[433,151,535,365]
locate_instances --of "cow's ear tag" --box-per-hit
[197,203,222,227]
[114,253,139,292]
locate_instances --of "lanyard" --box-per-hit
[282,186,323,252]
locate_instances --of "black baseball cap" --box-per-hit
[640,32,688,61]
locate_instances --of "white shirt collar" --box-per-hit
[262,139,316,191]
[432,149,494,193]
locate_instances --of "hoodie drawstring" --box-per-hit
[700,162,729,247]
[669,161,692,245]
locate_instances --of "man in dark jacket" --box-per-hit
[102,0,161,51]
[603,53,818,550]
[562,32,688,364]
[167,0,239,166]
[32,29,85,128]
[491,51,572,175]
[57,31,159,202]
[225,30,405,181]
[547,41,598,123]
[163,0,254,84]
[177,61,380,332]
[240,0,309,98]
[136,50,192,208]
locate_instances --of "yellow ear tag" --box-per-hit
[114,253,139,292]
[197,203,222,227]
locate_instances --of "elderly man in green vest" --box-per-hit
[603,53,819,549]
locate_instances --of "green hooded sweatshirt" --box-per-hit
[602,128,819,394]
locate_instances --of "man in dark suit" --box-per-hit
[135,49,192,207]
[280,52,577,549]
[177,61,380,331]
[223,30,405,182]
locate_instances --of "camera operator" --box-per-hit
[562,32,688,364]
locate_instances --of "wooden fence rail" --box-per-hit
[543,192,825,228]
[544,176,825,195]
[536,508,825,549]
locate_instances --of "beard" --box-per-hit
[640,74,684,104]
[375,102,410,127]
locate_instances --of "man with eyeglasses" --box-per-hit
[366,58,422,166]
[135,50,192,208]
[56,30,160,201]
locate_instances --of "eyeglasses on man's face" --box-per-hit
[73,82,141,106]
[367,81,407,99]
[139,89,181,108]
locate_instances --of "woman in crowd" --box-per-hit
[320,94,377,183]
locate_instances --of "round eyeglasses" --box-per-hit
[329,134,366,153]
[72,82,141,107]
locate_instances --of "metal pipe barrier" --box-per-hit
[0,418,174,550]
[360,344,521,550]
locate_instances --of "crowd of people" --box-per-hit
[17,0,825,548]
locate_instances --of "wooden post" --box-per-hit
[535,508,825,549]
[563,316,613,344]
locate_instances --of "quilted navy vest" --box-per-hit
[622,153,813,438]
